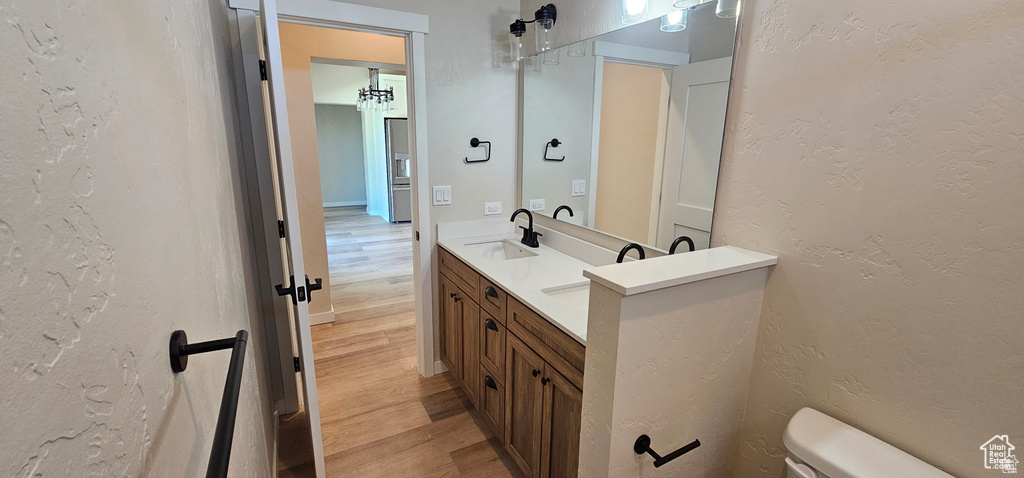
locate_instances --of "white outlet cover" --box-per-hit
[484,201,502,215]
[571,179,586,197]
[529,198,545,211]
[432,186,452,206]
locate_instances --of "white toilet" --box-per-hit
[784,408,954,478]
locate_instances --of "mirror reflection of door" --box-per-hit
[593,61,669,244]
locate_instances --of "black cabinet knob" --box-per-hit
[485,318,498,331]
[541,377,550,386]
[485,286,499,299]
[484,375,497,389]
[454,296,460,302]
[532,369,540,377]
[449,292,456,298]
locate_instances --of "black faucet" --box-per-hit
[553,205,574,220]
[616,243,646,263]
[510,208,542,248]
[669,236,695,254]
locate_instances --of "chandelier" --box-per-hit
[356,68,395,112]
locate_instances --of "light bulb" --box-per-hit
[536,23,551,53]
[716,0,740,18]
[660,9,687,31]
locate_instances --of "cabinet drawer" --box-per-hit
[506,298,586,390]
[479,368,505,444]
[478,276,507,322]
[480,310,506,383]
[438,247,479,301]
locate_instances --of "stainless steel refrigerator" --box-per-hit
[385,118,412,223]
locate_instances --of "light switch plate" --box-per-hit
[484,201,502,215]
[571,179,586,197]
[529,198,545,211]
[433,186,451,206]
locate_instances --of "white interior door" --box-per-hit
[656,56,733,251]
[259,0,326,475]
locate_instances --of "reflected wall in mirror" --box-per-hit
[520,3,738,251]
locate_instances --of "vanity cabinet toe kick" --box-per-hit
[438,246,584,478]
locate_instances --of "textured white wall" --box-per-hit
[713,0,1024,476]
[338,0,521,225]
[310,63,368,106]
[0,0,273,476]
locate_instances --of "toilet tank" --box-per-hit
[783,408,954,478]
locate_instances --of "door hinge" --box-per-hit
[259,59,267,81]
[415,231,420,241]
[293,356,301,373]
[278,220,285,238]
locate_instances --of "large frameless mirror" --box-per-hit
[519,2,739,251]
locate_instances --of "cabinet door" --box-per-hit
[505,335,546,477]
[539,365,583,478]
[460,302,480,408]
[439,276,462,379]
[479,311,506,383]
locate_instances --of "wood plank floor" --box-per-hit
[279,207,523,478]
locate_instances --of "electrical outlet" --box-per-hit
[484,202,502,215]
[571,179,586,197]
[432,186,451,206]
[529,198,545,211]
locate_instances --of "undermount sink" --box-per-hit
[464,239,538,260]
[541,281,590,304]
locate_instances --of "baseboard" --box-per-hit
[323,201,366,208]
[434,360,448,374]
[310,306,335,326]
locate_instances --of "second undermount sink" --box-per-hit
[541,281,590,304]
[464,239,538,261]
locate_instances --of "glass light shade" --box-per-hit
[542,48,560,66]
[716,0,740,18]
[510,32,525,62]
[567,41,586,57]
[535,23,552,53]
[622,0,648,25]
[660,9,687,31]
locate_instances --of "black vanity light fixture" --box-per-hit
[510,4,557,62]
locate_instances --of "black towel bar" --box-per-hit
[634,434,701,468]
[170,329,249,478]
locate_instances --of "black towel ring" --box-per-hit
[465,137,491,163]
[544,138,564,161]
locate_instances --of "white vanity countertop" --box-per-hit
[438,227,594,344]
[583,245,778,296]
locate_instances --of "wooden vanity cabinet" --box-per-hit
[438,245,584,478]
[505,335,547,476]
[438,273,480,408]
[438,275,462,380]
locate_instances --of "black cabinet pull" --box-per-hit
[532,369,540,377]
[634,435,701,468]
[541,377,550,386]
[485,318,498,331]
[454,296,460,302]
[449,292,456,299]
[484,375,497,390]
[485,286,499,299]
